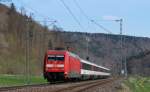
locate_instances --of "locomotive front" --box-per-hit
[43,50,67,82]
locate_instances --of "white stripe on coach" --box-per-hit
[80,59,110,70]
[81,69,110,76]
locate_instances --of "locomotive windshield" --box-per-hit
[48,55,64,61]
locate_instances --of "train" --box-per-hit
[43,50,111,82]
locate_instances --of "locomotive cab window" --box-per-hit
[56,55,64,61]
[48,55,55,61]
[48,55,64,61]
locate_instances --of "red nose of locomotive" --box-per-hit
[46,55,64,72]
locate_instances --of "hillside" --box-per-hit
[59,32,150,76]
[0,3,53,75]
[127,51,150,76]
[0,3,150,76]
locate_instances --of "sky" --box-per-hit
[2,0,150,37]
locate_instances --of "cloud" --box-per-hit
[102,15,120,20]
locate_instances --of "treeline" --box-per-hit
[0,3,61,75]
[127,50,150,76]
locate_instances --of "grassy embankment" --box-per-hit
[124,76,150,92]
[0,74,47,87]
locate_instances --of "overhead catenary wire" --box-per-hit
[15,0,62,28]
[59,0,85,31]
[90,20,112,34]
[73,0,112,34]
[15,0,51,20]
[73,0,90,20]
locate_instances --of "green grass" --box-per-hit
[124,76,150,92]
[0,74,47,87]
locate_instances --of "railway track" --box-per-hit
[0,83,49,92]
[0,81,65,92]
[53,78,115,92]
[0,78,119,92]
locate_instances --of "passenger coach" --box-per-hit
[43,50,110,82]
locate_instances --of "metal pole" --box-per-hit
[25,19,30,84]
[86,37,89,56]
[29,18,33,84]
[116,19,124,75]
[25,14,33,84]
[124,36,128,77]
[120,19,124,75]
[25,23,28,84]
[86,36,90,60]
[119,19,127,77]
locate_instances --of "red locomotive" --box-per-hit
[43,50,110,82]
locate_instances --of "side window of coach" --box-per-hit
[82,63,91,70]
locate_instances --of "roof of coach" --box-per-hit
[68,52,80,59]
[80,59,110,71]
